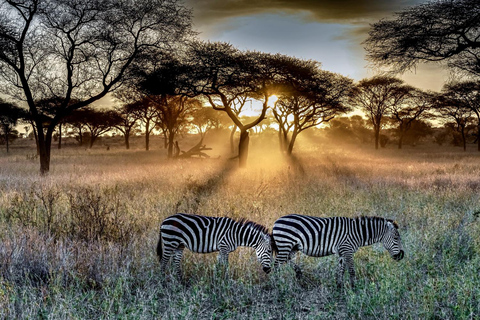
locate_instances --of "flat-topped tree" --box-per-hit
[133,54,202,157]
[187,42,295,167]
[365,0,480,77]
[352,76,412,150]
[273,62,354,155]
[0,0,192,174]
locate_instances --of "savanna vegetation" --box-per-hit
[1,0,480,318]
[0,135,479,319]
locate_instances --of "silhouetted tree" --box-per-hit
[389,89,434,149]
[129,98,158,151]
[0,0,192,174]
[274,66,354,155]
[365,0,480,77]
[66,108,119,148]
[187,42,279,167]
[326,115,371,144]
[352,76,411,149]
[399,119,433,146]
[111,104,140,150]
[134,55,202,157]
[0,100,24,152]
[190,106,222,139]
[436,87,475,151]
[439,81,480,151]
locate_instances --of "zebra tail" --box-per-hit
[156,233,163,260]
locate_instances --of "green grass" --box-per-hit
[0,137,479,319]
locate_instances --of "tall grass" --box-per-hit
[0,139,479,319]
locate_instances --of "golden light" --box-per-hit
[268,94,278,107]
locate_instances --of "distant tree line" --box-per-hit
[1,0,480,173]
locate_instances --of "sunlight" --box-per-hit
[268,95,278,107]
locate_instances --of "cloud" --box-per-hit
[185,0,423,27]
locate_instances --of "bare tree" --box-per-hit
[352,76,411,149]
[0,0,192,173]
[364,0,480,77]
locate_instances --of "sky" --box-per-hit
[184,0,450,92]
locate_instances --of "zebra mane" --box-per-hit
[235,218,270,235]
[355,216,399,229]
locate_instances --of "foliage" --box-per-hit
[0,0,193,173]
[365,0,480,77]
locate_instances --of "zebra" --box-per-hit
[157,213,273,279]
[272,214,404,288]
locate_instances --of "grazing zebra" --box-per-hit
[272,214,404,288]
[157,213,273,279]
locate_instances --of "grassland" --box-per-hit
[0,135,479,319]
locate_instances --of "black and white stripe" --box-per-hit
[272,214,404,288]
[157,213,273,279]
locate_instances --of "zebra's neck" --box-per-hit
[235,222,264,248]
[357,217,387,247]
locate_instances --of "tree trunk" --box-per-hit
[398,131,404,149]
[37,123,52,175]
[89,134,96,148]
[167,130,175,158]
[238,130,250,168]
[5,131,9,153]
[145,120,150,151]
[374,126,380,150]
[58,123,62,149]
[461,127,467,151]
[477,122,480,152]
[124,134,130,149]
[287,130,299,155]
[230,125,237,154]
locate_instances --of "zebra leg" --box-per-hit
[273,244,294,269]
[345,255,356,288]
[172,247,185,281]
[160,246,176,275]
[287,250,303,278]
[336,255,346,288]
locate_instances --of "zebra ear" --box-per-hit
[386,221,396,230]
[263,233,271,243]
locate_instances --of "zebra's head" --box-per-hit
[255,233,273,274]
[382,220,404,261]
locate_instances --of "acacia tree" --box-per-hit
[365,0,480,77]
[352,76,411,149]
[135,57,202,157]
[82,108,119,148]
[438,81,480,151]
[0,100,24,152]
[437,84,476,151]
[0,0,192,174]
[389,89,434,149]
[187,42,276,167]
[111,104,140,150]
[274,67,354,155]
[130,98,159,151]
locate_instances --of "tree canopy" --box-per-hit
[0,0,193,173]
[364,0,480,77]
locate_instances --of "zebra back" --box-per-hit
[272,214,396,257]
[160,213,270,253]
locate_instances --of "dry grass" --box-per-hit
[0,136,479,319]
